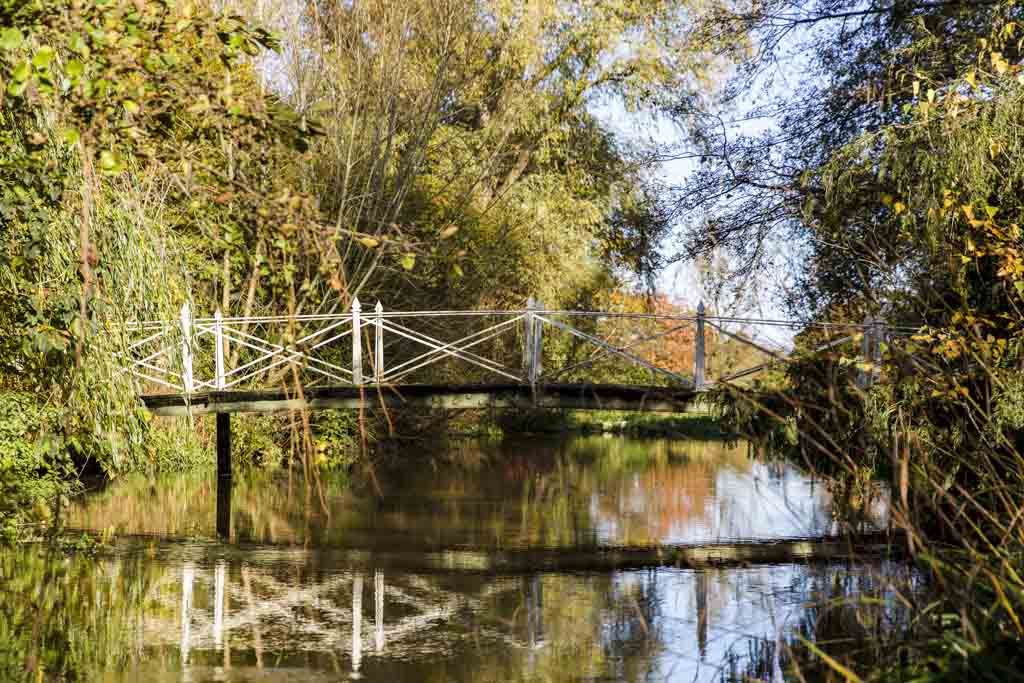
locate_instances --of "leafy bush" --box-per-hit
[0,393,71,542]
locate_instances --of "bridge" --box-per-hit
[122,298,897,409]
[118,297,902,534]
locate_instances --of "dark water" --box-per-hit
[1,436,908,682]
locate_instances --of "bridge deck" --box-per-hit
[141,383,701,416]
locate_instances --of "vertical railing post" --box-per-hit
[530,299,543,385]
[871,316,884,385]
[214,309,226,390]
[374,301,384,384]
[859,314,873,388]
[524,297,536,383]
[180,302,194,394]
[694,301,706,391]
[352,298,362,386]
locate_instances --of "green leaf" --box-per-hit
[61,128,80,146]
[123,99,139,114]
[0,27,24,51]
[6,79,28,97]
[98,150,123,174]
[68,32,89,57]
[12,61,31,83]
[66,59,84,78]
[400,253,416,271]
[32,46,55,69]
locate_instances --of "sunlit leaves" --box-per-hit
[0,27,24,51]
[31,46,54,69]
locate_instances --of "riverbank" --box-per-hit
[449,408,731,440]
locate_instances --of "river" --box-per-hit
[1,435,912,681]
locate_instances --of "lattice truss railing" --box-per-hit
[117,299,904,394]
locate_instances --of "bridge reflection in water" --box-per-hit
[125,552,912,682]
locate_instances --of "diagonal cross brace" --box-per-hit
[543,321,695,382]
[715,333,856,384]
[379,317,524,383]
[535,315,692,387]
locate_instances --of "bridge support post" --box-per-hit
[180,302,194,394]
[694,301,706,391]
[352,298,362,386]
[374,301,384,383]
[216,412,232,538]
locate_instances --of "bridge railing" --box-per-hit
[116,300,908,395]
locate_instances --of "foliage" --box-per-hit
[0,0,317,537]
[0,393,67,542]
[684,1,1024,678]
[310,410,359,471]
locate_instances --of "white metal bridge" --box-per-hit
[118,298,903,417]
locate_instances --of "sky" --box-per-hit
[591,98,798,352]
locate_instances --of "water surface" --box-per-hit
[2,436,903,682]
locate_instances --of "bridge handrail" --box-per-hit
[118,309,916,331]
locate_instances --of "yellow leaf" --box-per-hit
[962,205,975,221]
[358,237,379,248]
[893,201,906,215]
[440,225,459,239]
[913,80,920,97]
[996,56,1009,75]
[966,70,977,88]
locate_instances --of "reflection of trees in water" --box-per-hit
[0,543,918,682]
[66,436,881,555]
[67,436,811,553]
[518,437,753,547]
[0,547,166,680]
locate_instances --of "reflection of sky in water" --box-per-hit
[592,460,885,546]
[612,567,800,682]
